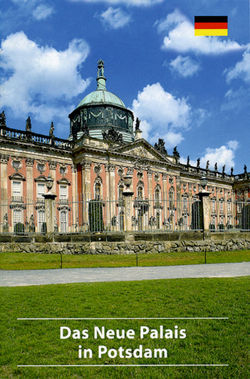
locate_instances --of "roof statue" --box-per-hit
[231,167,234,176]
[135,117,141,131]
[102,127,123,144]
[206,160,209,170]
[214,162,217,171]
[49,122,54,137]
[154,138,167,155]
[197,158,200,168]
[173,146,180,158]
[0,111,6,128]
[244,164,247,174]
[187,155,190,166]
[222,165,225,175]
[26,116,32,132]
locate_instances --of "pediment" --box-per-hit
[112,139,172,163]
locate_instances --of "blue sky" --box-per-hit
[0,0,249,173]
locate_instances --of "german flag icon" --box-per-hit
[194,16,228,36]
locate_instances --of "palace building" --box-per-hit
[0,60,249,233]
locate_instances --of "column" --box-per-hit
[0,155,9,232]
[198,191,210,231]
[25,158,34,227]
[43,193,57,233]
[123,174,134,232]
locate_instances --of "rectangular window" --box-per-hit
[37,183,45,198]
[227,201,231,212]
[37,210,45,232]
[220,201,224,212]
[12,181,21,196]
[13,209,22,226]
[59,185,68,200]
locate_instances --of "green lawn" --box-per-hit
[0,250,249,270]
[0,277,249,378]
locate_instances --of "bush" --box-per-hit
[14,222,25,234]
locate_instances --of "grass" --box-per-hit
[0,277,249,378]
[0,250,249,270]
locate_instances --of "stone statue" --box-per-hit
[187,156,190,166]
[173,146,180,158]
[102,127,123,144]
[3,213,8,232]
[197,158,200,168]
[230,167,234,176]
[135,118,141,131]
[214,162,217,171]
[206,160,209,170]
[154,138,167,155]
[49,122,54,137]
[222,165,225,175]
[26,116,32,132]
[244,164,247,174]
[0,111,6,127]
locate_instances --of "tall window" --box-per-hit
[155,187,160,202]
[183,196,188,211]
[227,201,231,212]
[156,212,160,229]
[37,183,45,199]
[59,185,68,200]
[60,210,68,232]
[13,209,22,226]
[37,210,45,232]
[220,200,224,213]
[12,181,21,200]
[95,182,101,200]
[118,185,124,199]
[169,188,174,210]
[212,199,216,213]
[137,185,143,199]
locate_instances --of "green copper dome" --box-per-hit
[69,60,134,143]
[77,90,125,109]
[77,59,125,109]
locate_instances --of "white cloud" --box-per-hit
[156,9,243,55]
[99,7,131,29]
[132,82,191,145]
[225,47,250,83]
[200,140,239,170]
[32,4,54,20]
[69,0,163,6]
[221,87,250,113]
[170,55,200,77]
[0,32,90,124]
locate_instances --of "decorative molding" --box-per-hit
[9,172,26,181]
[25,158,34,167]
[57,178,71,186]
[0,154,9,164]
[34,175,47,183]
[49,161,57,170]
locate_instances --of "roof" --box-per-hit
[77,89,126,109]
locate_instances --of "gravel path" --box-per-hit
[0,262,249,287]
